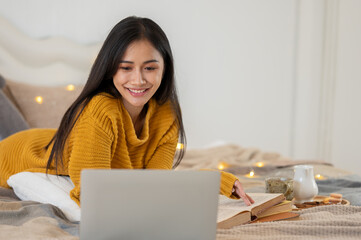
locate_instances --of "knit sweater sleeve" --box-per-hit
[220,171,239,199]
[68,115,114,206]
[146,121,178,169]
[199,168,238,199]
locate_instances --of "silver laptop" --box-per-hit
[80,169,220,240]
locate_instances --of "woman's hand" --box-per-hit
[232,180,255,206]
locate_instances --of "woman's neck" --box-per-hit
[123,102,142,123]
[122,99,145,136]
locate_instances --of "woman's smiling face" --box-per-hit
[113,39,164,113]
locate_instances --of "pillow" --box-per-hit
[0,74,29,140]
[7,172,80,222]
[5,80,83,128]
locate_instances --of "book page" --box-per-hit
[257,200,292,218]
[217,193,283,222]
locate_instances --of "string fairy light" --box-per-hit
[315,174,325,180]
[245,169,255,178]
[217,161,230,171]
[66,84,75,91]
[218,162,225,170]
[176,143,184,150]
[256,162,264,167]
[35,96,43,104]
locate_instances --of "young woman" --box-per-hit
[0,16,254,206]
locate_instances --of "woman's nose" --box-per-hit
[131,69,146,85]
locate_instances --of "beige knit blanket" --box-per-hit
[1,144,357,239]
[178,144,351,190]
[217,205,361,240]
[180,145,360,239]
[178,144,291,170]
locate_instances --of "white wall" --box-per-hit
[0,0,360,174]
[0,0,297,153]
[331,0,361,173]
[292,0,361,175]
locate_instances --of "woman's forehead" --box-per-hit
[121,39,163,62]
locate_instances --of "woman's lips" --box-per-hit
[127,88,149,96]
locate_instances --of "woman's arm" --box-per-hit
[67,116,114,206]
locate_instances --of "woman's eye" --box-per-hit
[121,67,131,71]
[145,67,156,71]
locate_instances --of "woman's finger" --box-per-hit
[235,187,252,206]
[246,193,255,204]
[233,180,254,206]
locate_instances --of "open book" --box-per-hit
[217,193,287,229]
[257,200,293,219]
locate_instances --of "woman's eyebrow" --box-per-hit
[119,59,159,64]
[119,60,133,64]
[144,59,159,64]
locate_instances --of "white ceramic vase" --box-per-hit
[293,165,318,203]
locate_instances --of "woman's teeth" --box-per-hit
[128,88,146,93]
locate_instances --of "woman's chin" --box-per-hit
[122,98,150,109]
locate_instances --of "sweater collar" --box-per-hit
[119,98,156,145]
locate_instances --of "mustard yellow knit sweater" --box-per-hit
[0,93,238,205]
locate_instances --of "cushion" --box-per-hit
[7,172,80,222]
[0,74,29,140]
[5,80,83,128]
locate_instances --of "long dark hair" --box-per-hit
[45,16,186,173]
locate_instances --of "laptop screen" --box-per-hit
[80,169,220,240]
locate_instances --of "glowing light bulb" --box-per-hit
[256,162,264,167]
[218,163,225,170]
[217,161,229,170]
[35,96,43,104]
[315,174,325,180]
[246,170,255,178]
[176,143,184,150]
[66,84,75,91]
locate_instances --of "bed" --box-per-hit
[1,15,361,239]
